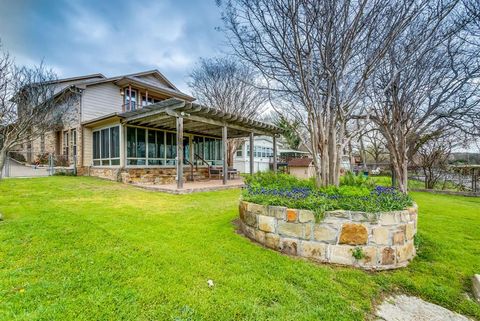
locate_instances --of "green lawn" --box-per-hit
[0,177,479,320]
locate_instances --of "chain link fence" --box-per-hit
[2,150,76,178]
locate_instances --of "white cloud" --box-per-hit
[1,0,227,92]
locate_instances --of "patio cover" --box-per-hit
[119,98,281,138]
[117,98,281,189]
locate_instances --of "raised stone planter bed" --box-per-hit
[239,200,418,270]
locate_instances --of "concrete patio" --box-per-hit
[131,178,245,194]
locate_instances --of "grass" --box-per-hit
[0,177,479,320]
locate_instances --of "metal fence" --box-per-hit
[2,151,76,178]
[351,162,479,192]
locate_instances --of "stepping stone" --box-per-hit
[376,295,472,321]
[473,274,480,303]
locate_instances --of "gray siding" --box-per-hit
[137,74,174,90]
[81,83,123,122]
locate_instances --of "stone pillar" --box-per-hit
[222,125,228,185]
[176,116,184,189]
[273,135,278,173]
[249,132,254,175]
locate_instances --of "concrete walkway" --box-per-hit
[376,295,473,321]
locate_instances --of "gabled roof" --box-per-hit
[78,70,194,101]
[123,69,180,92]
[288,158,313,167]
[39,73,106,85]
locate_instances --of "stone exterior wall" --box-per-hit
[79,166,210,185]
[239,200,418,270]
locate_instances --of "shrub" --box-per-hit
[340,171,375,188]
[55,155,70,167]
[242,172,413,215]
[35,153,50,165]
[53,171,76,176]
[10,152,26,163]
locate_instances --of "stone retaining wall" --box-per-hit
[239,200,418,270]
[79,167,210,185]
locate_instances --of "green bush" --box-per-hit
[35,153,50,165]
[340,171,375,188]
[242,172,413,215]
[10,152,26,163]
[53,171,76,176]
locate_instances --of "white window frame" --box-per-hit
[92,125,121,166]
[125,125,224,168]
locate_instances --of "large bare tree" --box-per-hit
[413,132,456,190]
[367,1,480,193]
[362,129,389,165]
[188,57,267,166]
[0,45,78,178]
[220,0,424,187]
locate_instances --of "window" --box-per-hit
[124,88,137,111]
[93,126,120,166]
[236,148,242,157]
[147,130,166,165]
[142,95,162,107]
[193,136,204,159]
[246,143,250,157]
[71,129,77,158]
[63,131,69,160]
[127,127,176,166]
[124,127,223,167]
[110,127,120,165]
[127,127,146,165]
[165,132,177,165]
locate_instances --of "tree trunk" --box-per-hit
[397,156,409,193]
[328,134,337,186]
[0,149,7,180]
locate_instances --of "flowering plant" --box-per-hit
[242,172,412,214]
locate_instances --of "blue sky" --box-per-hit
[0,0,228,93]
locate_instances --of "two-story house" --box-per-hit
[27,70,281,188]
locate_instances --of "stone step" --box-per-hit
[473,274,480,303]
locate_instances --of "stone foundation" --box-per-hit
[79,166,210,185]
[239,200,418,270]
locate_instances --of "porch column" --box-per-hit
[222,125,228,185]
[176,116,184,189]
[249,132,254,174]
[120,125,126,168]
[272,134,277,173]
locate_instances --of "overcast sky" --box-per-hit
[1,0,478,153]
[0,0,228,94]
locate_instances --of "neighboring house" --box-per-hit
[288,155,353,179]
[233,136,308,173]
[24,70,280,186]
[288,158,315,179]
